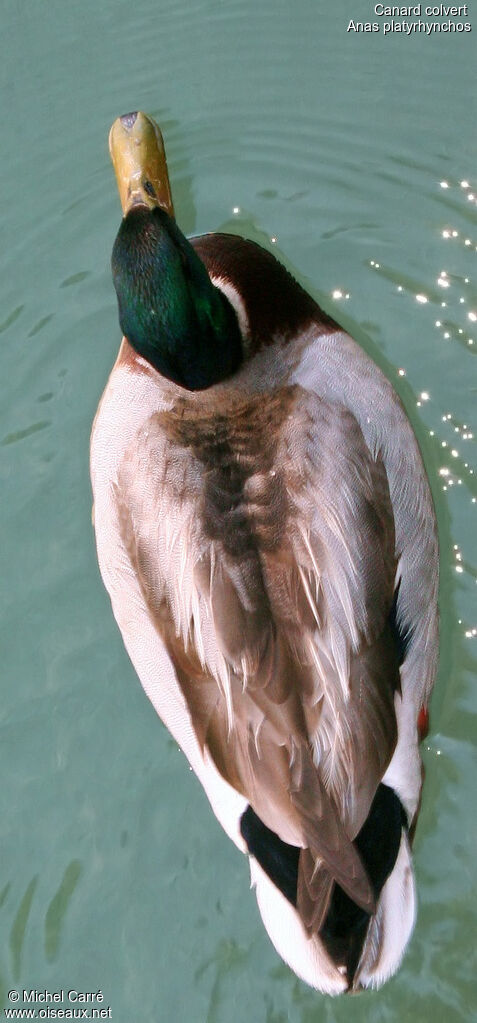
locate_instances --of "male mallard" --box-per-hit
[90,112,439,994]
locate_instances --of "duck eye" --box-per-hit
[143,179,157,198]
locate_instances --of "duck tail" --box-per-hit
[248,823,416,995]
[244,781,416,993]
[352,828,416,990]
[249,855,349,995]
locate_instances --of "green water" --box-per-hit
[1,1,476,1020]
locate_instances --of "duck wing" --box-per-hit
[113,375,401,926]
[288,328,439,821]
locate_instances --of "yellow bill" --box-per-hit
[109,111,175,218]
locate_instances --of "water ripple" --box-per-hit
[44,860,82,962]
[9,877,38,981]
[1,421,51,447]
[0,306,24,335]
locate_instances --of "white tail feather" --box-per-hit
[249,857,347,995]
[354,830,416,990]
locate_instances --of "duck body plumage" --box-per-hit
[91,228,438,994]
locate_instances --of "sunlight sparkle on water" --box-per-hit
[365,224,476,530]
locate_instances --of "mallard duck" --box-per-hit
[90,112,439,994]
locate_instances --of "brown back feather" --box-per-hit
[115,374,399,928]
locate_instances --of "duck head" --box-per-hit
[109,112,243,390]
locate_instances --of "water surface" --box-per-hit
[1,1,476,1020]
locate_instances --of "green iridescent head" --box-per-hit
[112,206,243,390]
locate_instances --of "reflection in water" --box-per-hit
[10,877,38,981]
[28,315,55,339]
[0,884,11,908]
[0,306,24,335]
[60,271,91,288]
[1,420,51,446]
[44,859,82,962]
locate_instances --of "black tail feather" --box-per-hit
[240,783,406,984]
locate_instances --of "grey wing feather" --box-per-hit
[114,379,406,922]
[290,330,439,707]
